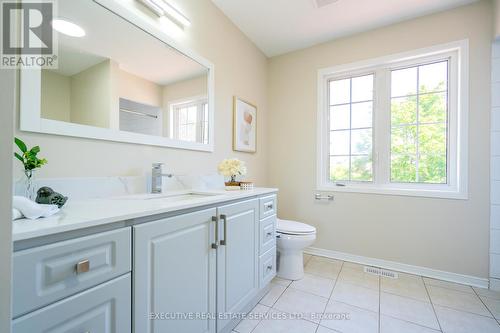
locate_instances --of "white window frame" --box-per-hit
[317,40,469,199]
[327,72,376,183]
[168,95,208,143]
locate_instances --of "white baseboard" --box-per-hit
[305,246,489,289]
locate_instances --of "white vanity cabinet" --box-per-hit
[13,228,131,318]
[133,196,276,333]
[12,228,132,333]
[258,195,277,288]
[133,208,218,333]
[12,191,277,333]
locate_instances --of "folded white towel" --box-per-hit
[13,196,60,220]
[12,208,23,220]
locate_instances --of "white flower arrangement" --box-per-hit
[218,158,247,183]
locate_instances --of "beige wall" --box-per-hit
[14,0,268,186]
[40,70,71,122]
[268,1,493,278]
[70,60,113,129]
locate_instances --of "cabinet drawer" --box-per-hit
[13,228,131,318]
[259,247,276,288]
[13,274,131,333]
[259,194,276,219]
[260,215,276,255]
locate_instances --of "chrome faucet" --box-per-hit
[151,163,173,194]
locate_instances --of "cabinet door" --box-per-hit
[133,208,217,333]
[217,199,259,332]
[12,274,131,333]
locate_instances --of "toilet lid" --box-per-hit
[277,219,316,235]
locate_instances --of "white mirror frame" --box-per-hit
[20,0,215,152]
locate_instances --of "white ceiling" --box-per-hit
[56,0,207,85]
[211,0,478,57]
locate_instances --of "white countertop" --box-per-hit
[13,188,278,242]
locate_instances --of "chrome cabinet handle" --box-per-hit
[220,214,227,246]
[265,202,274,210]
[211,216,218,249]
[266,265,273,270]
[266,231,273,237]
[76,259,90,274]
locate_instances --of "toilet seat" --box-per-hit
[277,219,316,235]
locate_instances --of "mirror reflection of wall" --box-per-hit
[40,54,113,129]
[37,0,211,146]
[119,98,162,136]
[40,53,208,141]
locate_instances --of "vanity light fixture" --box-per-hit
[138,0,191,28]
[51,19,86,37]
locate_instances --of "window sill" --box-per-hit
[316,184,468,200]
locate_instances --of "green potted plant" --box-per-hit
[14,137,47,200]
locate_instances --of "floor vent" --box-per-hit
[364,266,399,279]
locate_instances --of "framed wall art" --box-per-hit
[233,97,257,153]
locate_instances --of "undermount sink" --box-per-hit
[112,191,222,202]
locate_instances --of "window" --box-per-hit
[390,61,449,184]
[329,74,374,182]
[317,41,468,199]
[169,97,209,144]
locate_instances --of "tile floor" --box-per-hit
[232,254,500,333]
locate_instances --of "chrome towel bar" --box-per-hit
[315,193,334,201]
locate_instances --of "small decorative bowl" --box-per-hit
[240,181,254,190]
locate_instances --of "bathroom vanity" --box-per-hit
[12,0,277,330]
[11,189,277,333]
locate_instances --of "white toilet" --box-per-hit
[276,218,316,280]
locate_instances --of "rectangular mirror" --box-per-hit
[20,0,214,151]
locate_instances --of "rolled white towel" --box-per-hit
[12,208,23,220]
[13,196,60,220]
